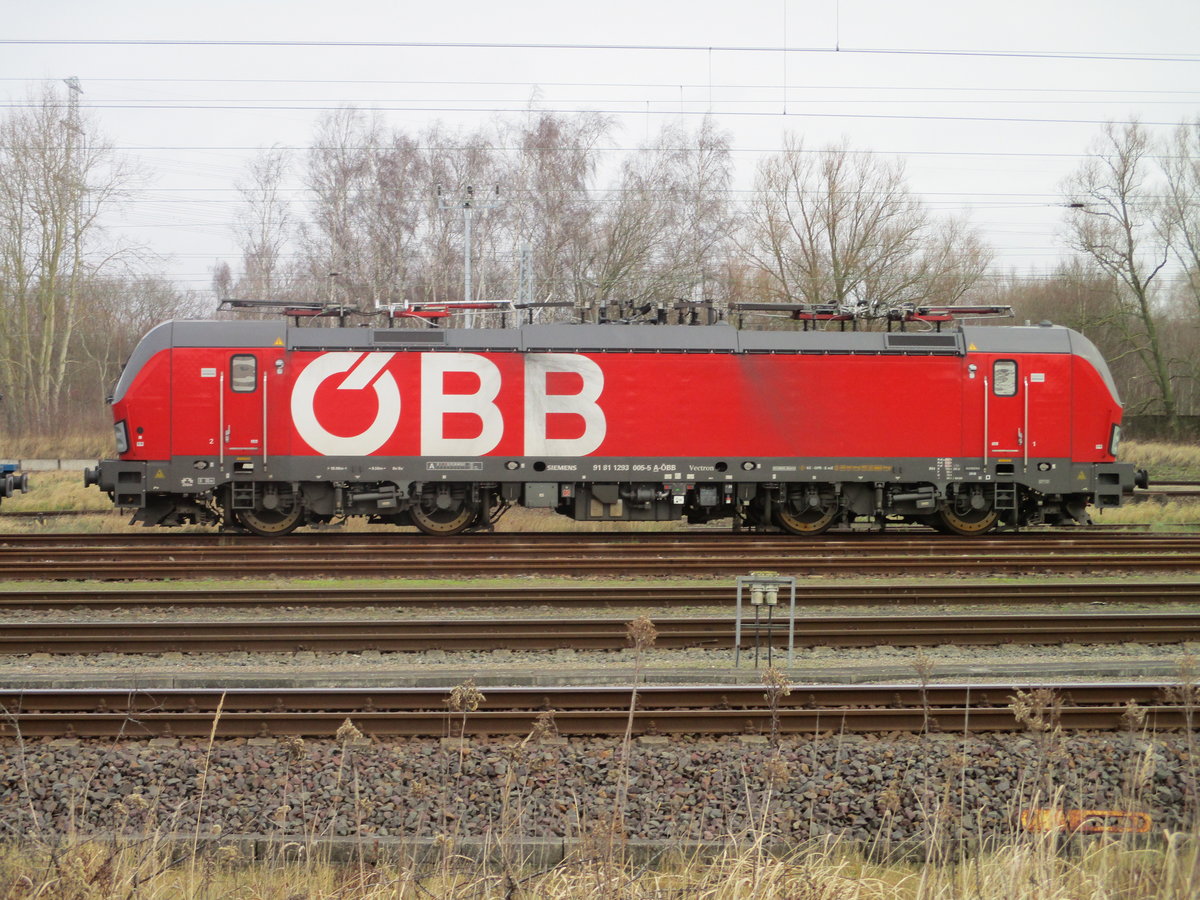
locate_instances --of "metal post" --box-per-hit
[754,603,761,668]
[734,577,743,667]
[437,184,502,327]
[463,201,472,307]
[788,577,797,665]
[735,573,797,668]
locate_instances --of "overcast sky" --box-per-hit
[2,0,1198,295]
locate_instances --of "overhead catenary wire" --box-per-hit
[2,75,1198,96]
[2,38,1198,63]
[0,101,1188,128]
[0,34,1190,295]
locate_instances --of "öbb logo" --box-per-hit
[289,351,606,457]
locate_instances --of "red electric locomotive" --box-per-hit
[86,316,1141,536]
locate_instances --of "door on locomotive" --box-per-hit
[945,354,1030,534]
[216,348,297,535]
[986,357,1024,458]
[221,352,265,456]
[951,353,1071,533]
[980,355,1070,465]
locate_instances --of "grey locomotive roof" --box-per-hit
[160,319,1079,354]
[112,319,1108,404]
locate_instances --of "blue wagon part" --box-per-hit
[1,462,30,505]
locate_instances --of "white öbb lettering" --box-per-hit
[291,351,606,456]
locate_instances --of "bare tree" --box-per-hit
[284,109,739,325]
[211,261,233,301]
[918,217,993,308]
[650,117,736,304]
[234,147,293,299]
[985,263,1153,404]
[573,119,734,316]
[75,275,207,418]
[1159,119,1200,318]
[505,110,610,317]
[300,107,375,305]
[360,130,424,306]
[300,111,515,312]
[1063,121,1177,432]
[744,138,990,312]
[0,82,131,432]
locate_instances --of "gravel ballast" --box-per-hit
[1,642,1197,687]
[1,732,1192,844]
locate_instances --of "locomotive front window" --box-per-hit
[993,360,1018,397]
[230,355,257,392]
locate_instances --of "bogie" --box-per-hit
[225,483,304,536]
[936,505,1000,536]
[237,504,304,536]
[409,485,479,536]
[774,484,840,535]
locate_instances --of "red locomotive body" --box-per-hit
[88,320,1139,535]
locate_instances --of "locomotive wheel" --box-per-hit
[236,504,304,536]
[410,499,478,535]
[775,503,839,535]
[936,505,999,536]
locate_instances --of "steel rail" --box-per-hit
[7,532,1200,554]
[6,533,1200,579]
[9,540,1200,559]
[0,683,1188,738]
[0,517,1169,534]
[3,581,1200,610]
[3,611,1199,654]
[5,552,1200,580]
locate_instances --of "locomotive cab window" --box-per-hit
[230,355,257,392]
[993,360,1018,396]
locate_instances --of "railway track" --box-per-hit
[3,611,1199,654]
[2,580,1199,610]
[0,682,1189,738]
[4,532,1200,579]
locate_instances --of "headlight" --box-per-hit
[1109,423,1122,456]
[114,420,129,454]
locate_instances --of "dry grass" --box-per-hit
[0,471,110,512]
[0,430,110,459]
[0,471,156,536]
[0,827,1196,898]
[1121,440,1200,482]
[1093,499,1200,527]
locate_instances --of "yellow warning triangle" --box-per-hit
[154,469,166,479]
[274,338,284,346]
[968,343,977,351]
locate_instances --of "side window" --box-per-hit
[230,355,257,392]
[993,359,1018,397]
